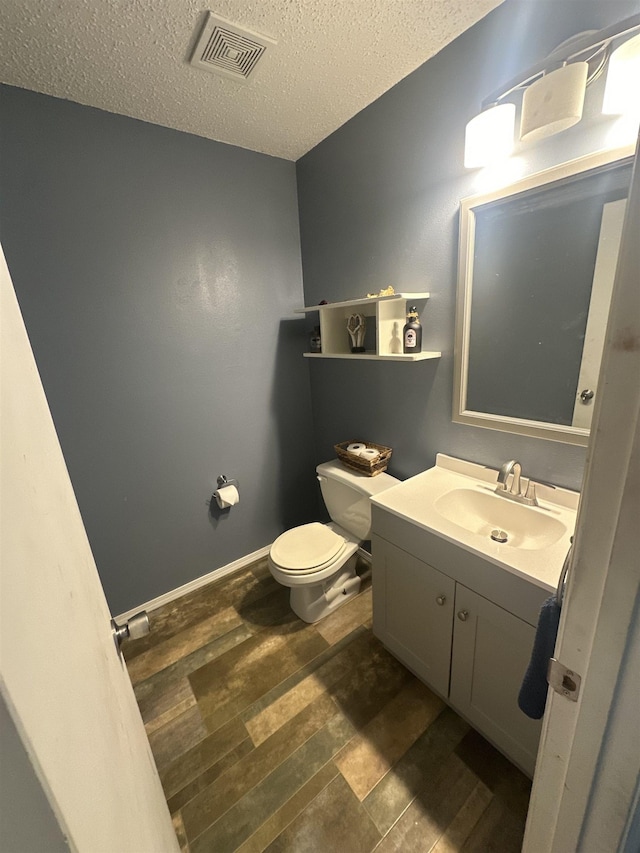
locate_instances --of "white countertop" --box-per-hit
[371,454,579,593]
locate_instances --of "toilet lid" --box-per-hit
[270,523,345,571]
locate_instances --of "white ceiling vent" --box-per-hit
[190,13,276,83]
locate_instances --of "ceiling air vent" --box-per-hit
[190,13,276,83]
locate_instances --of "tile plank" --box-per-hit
[139,677,194,728]
[264,774,380,853]
[190,716,357,853]
[363,708,470,836]
[161,716,250,800]
[172,811,190,853]
[243,626,372,746]
[167,739,254,815]
[234,763,339,853]
[182,693,342,842]
[127,607,244,684]
[148,704,208,773]
[315,587,373,645]
[134,623,253,712]
[123,567,276,659]
[329,634,414,730]
[431,780,493,853]
[335,678,445,801]
[190,621,330,734]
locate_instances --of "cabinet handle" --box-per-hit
[436,595,446,606]
[457,610,469,622]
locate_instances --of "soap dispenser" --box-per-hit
[403,306,422,353]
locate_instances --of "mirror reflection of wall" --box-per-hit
[454,148,634,446]
[467,161,631,424]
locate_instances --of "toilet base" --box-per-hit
[289,555,361,623]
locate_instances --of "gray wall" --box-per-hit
[297,0,640,490]
[0,86,317,615]
[0,695,70,853]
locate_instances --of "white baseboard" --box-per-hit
[114,544,272,623]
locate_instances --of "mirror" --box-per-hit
[453,146,634,446]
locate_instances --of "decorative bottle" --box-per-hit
[403,306,422,353]
[309,326,322,353]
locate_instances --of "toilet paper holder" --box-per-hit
[211,474,240,510]
[216,474,238,490]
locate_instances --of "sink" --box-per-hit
[370,453,579,590]
[434,488,567,550]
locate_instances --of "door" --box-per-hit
[523,135,640,851]
[0,245,179,852]
[449,585,542,777]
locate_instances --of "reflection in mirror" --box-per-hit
[454,146,634,446]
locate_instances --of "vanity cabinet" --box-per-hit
[372,515,545,777]
[372,537,455,697]
[450,585,543,776]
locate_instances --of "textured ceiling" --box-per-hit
[0,0,503,161]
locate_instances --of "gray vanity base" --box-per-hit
[372,506,546,777]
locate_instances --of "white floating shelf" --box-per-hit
[296,292,439,363]
[295,292,430,313]
[303,351,441,362]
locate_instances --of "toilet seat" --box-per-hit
[270,522,346,575]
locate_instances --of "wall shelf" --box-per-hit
[296,292,441,362]
[303,351,440,362]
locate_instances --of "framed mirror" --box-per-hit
[453,145,635,446]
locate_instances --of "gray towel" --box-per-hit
[518,595,561,719]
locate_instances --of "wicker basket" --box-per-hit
[334,440,393,477]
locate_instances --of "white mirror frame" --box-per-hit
[453,144,635,447]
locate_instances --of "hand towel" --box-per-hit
[518,595,561,720]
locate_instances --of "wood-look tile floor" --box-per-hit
[124,557,531,853]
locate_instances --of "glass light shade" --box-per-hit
[603,33,640,118]
[520,62,588,143]
[464,103,516,169]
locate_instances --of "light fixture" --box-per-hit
[464,103,516,169]
[520,62,588,143]
[603,32,640,118]
[463,14,640,169]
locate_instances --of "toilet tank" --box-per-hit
[316,460,399,540]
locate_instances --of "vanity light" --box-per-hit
[603,32,640,118]
[520,62,589,143]
[464,14,640,169]
[464,103,515,169]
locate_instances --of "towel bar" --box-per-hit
[556,538,574,607]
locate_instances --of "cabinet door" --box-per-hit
[450,584,542,777]
[372,536,455,698]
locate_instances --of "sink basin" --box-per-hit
[433,488,567,550]
[370,453,579,591]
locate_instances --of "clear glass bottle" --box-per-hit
[403,306,422,353]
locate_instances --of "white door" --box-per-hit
[524,135,640,852]
[0,246,179,853]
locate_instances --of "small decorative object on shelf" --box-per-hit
[335,440,393,476]
[403,305,422,353]
[347,313,366,353]
[309,326,322,353]
[367,285,396,298]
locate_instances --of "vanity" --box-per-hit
[370,454,578,777]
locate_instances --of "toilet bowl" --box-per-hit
[268,460,399,623]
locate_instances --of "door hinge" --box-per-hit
[548,658,582,701]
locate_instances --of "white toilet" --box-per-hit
[268,459,399,623]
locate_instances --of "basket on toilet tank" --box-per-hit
[334,440,393,477]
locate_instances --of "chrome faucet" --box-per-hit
[495,460,538,506]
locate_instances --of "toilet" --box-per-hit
[268,459,399,623]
